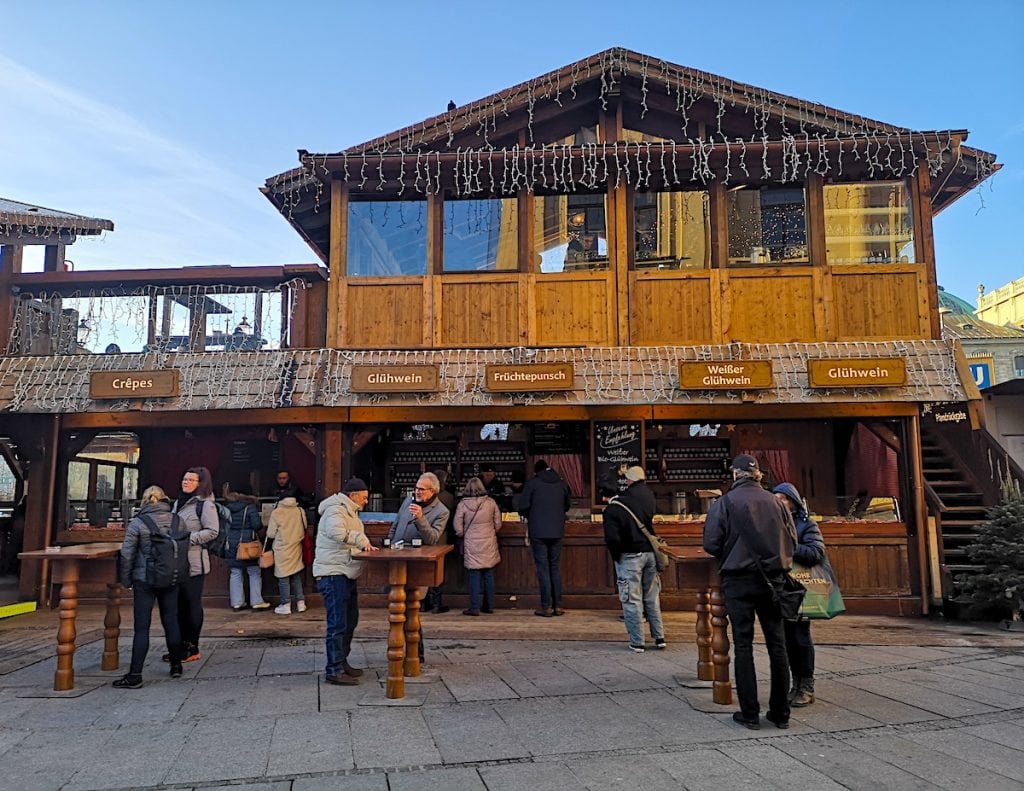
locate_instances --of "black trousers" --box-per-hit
[130,582,182,674]
[176,573,205,650]
[721,571,791,720]
[784,618,815,681]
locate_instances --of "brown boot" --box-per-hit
[791,677,815,707]
[342,661,364,678]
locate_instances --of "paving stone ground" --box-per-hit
[0,606,1021,790]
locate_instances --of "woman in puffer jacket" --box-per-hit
[224,484,269,611]
[267,496,307,614]
[773,482,826,707]
[115,486,183,688]
[170,466,219,663]
[454,477,502,616]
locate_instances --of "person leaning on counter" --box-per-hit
[388,472,451,663]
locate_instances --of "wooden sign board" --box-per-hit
[351,365,439,393]
[679,361,773,389]
[807,358,906,388]
[593,421,643,495]
[90,370,179,399]
[484,363,574,392]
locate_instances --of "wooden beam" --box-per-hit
[914,164,940,339]
[328,179,346,347]
[43,244,66,272]
[61,407,351,430]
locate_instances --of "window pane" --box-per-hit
[824,181,915,264]
[727,186,808,265]
[634,191,710,269]
[347,201,427,276]
[533,193,610,273]
[68,461,90,501]
[96,464,116,501]
[0,459,16,501]
[123,467,139,504]
[443,198,519,272]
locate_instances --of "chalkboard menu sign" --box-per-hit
[593,421,643,494]
[531,422,589,454]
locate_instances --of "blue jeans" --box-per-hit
[467,567,495,612]
[614,552,664,646]
[130,582,182,674]
[316,575,358,677]
[229,565,266,608]
[278,572,304,606]
[721,571,791,720]
[530,538,562,610]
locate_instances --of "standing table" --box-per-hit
[359,545,453,699]
[18,543,124,691]
[665,546,732,705]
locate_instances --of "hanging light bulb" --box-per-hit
[76,318,90,345]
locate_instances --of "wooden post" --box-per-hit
[907,412,930,616]
[709,587,732,705]
[43,243,66,272]
[327,179,347,348]
[386,560,408,699]
[54,559,80,690]
[914,164,940,340]
[102,583,122,671]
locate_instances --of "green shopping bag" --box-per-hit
[790,558,845,619]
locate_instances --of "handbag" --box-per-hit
[790,558,845,619]
[258,533,275,569]
[300,510,314,567]
[608,500,671,572]
[235,506,263,561]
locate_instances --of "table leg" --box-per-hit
[403,586,422,678]
[709,586,732,705]
[54,560,80,691]
[386,562,408,699]
[101,583,121,671]
[695,587,712,681]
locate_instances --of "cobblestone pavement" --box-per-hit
[0,606,1021,790]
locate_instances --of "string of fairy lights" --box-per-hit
[0,340,966,413]
[265,48,995,216]
[5,280,308,356]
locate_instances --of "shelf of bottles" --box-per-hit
[458,443,526,486]
[643,440,731,485]
[387,442,457,493]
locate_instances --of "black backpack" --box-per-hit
[195,500,231,558]
[138,512,190,588]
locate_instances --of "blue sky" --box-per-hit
[1,0,1021,307]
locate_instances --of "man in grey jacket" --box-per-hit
[314,478,379,686]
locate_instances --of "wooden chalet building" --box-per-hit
[1,49,1002,616]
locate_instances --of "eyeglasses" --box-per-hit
[413,486,433,493]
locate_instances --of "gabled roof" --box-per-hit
[0,198,114,245]
[263,47,997,263]
[941,311,1024,340]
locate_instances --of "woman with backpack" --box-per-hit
[224,484,270,611]
[453,477,502,616]
[115,486,186,688]
[169,466,219,662]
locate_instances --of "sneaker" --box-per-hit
[296,601,307,613]
[112,674,142,689]
[182,650,202,663]
[231,604,248,611]
[765,711,790,729]
[324,673,359,686]
[732,711,761,730]
[275,603,292,615]
[629,643,645,653]
[654,638,667,649]
[169,663,183,679]
[251,602,270,610]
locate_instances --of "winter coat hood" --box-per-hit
[772,483,807,519]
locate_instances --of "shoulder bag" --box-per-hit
[258,531,275,569]
[790,556,845,619]
[236,506,263,561]
[609,500,671,572]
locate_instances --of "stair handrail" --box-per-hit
[973,428,1024,501]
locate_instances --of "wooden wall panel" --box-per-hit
[630,273,714,344]
[343,280,425,348]
[439,279,520,347]
[723,269,817,342]
[534,274,616,346]
[832,268,928,339]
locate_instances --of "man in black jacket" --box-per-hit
[703,454,796,731]
[519,460,572,617]
[602,466,666,652]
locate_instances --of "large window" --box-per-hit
[824,181,915,264]
[727,186,808,265]
[633,190,710,269]
[533,192,609,273]
[347,200,428,276]
[443,198,518,272]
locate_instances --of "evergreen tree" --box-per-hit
[956,493,1024,622]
